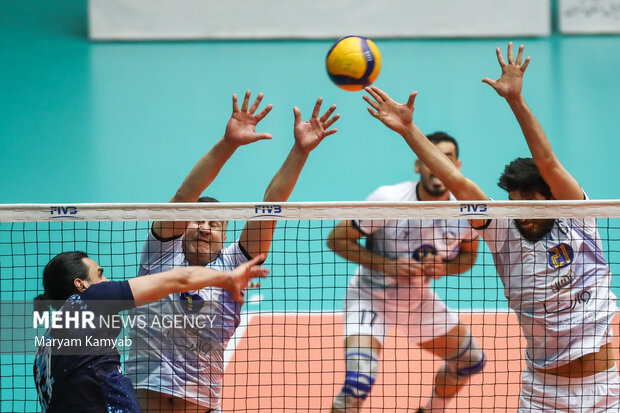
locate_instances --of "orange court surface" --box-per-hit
[223,312,620,412]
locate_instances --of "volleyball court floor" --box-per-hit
[222,312,620,412]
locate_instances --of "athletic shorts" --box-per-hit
[343,275,459,345]
[518,364,620,412]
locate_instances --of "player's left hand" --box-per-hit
[482,42,530,100]
[293,97,340,154]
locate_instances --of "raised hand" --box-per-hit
[293,97,340,154]
[224,90,274,146]
[364,86,417,136]
[226,254,269,303]
[482,42,531,100]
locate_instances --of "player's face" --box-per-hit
[77,258,109,291]
[416,141,461,198]
[509,190,554,242]
[182,220,227,266]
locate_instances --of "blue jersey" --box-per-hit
[33,281,139,413]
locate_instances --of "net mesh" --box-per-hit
[1,201,619,412]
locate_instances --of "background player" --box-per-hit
[124,91,339,412]
[327,133,485,412]
[33,250,268,413]
[363,43,619,412]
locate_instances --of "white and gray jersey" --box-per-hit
[124,229,250,410]
[353,180,478,291]
[477,212,617,370]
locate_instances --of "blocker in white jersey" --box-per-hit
[354,180,478,292]
[362,43,620,412]
[478,211,617,371]
[125,230,250,410]
[329,133,486,413]
[124,91,340,411]
[346,179,478,343]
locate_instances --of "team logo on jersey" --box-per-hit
[547,243,574,269]
[179,292,205,313]
[412,244,436,261]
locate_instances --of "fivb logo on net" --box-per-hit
[253,204,283,218]
[458,203,488,216]
[49,205,79,219]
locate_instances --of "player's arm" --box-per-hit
[154,91,274,239]
[128,255,268,303]
[240,98,340,258]
[363,86,489,228]
[326,220,424,278]
[482,43,582,200]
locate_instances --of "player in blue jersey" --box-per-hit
[33,250,268,413]
[124,91,340,412]
[363,43,619,412]
[327,132,485,413]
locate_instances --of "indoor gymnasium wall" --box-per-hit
[89,0,550,40]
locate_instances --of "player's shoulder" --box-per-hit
[367,180,417,202]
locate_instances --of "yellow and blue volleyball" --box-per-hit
[326,36,382,92]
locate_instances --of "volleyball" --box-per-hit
[326,36,382,92]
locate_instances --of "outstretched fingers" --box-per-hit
[481,77,496,87]
[372,86,391,102]
[312,97,324,118]
[319,104,337,123]
[366,106,379,119]
[507,42,514,64]
[232,94,240,113]
[365,86,384,104]
[293,106,302,126]
[496,47,507,68]
[515,44,524,65]
[241,90,252,112]
[363,94,380,111]
[521,56,531,72]
[254,104,273,122]
[248,92,264,114]
[249,265,269,279]
[406,92,417,109]
[322,112,340,130]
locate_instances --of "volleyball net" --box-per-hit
[1,201,619,412]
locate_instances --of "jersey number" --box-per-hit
[360,310,377,326]
[548,243,573,269]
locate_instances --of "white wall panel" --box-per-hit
[559,0,620,34]
[89,0,550,40]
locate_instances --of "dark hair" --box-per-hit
[427,131,459,158]
[197,196,228,229]
[34,251,89,311]
[498,157,552,199]
[198,196,219,203]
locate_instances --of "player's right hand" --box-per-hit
[293,97,339,154]
[226,254,269,303]
[364,86,417,136]
[224,90,273,146]
[482,42,530,100]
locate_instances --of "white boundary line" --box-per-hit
[223,312,253,369]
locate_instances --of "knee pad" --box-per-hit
[333,349,379,411]
[444,331,486,377]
